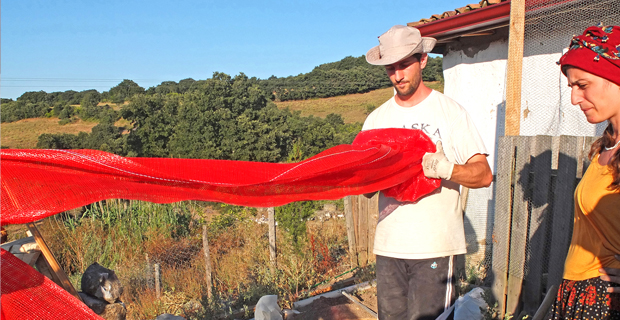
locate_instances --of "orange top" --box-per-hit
[563,155,620,280]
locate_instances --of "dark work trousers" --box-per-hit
[376,255,456,320]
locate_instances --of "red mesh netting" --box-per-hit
[1,128,439,226]
[0,249,103,320]
[0,128,438,319]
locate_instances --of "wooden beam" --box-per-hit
[268,207,277,270]
[202,225,213,300]
[491,136,516,316]
[26,222,81,301]
[344,196,358,267]
[505,0,525,136]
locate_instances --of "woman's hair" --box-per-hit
[589,122,620,190]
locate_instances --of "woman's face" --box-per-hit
[566,67,620,124]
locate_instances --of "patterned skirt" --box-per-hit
[547,277,620,320]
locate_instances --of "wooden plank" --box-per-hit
[35,253,62,284]
[546,136,579,289]
[0,236,37,253]
[505,0,525,135]
[522,136,553,315]
[14,251,41,267]
[344,196,358,268]
[492,136,516,316]
[268,207,277,269]
[202,225,213,300]
[367,193,379,264]
[27,222,81,301]
[357,196,369,267]
[506,136,532,315]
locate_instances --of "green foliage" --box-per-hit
[275,201,321,246]
[259,55,443,102]
[423,55,444,82]
[17,90,50,104]
[1,100,52,123]
[37,132,85,149]
[261,56,392,101]
[106,79,146,103]
[121,93,180,157]
[207,204,255,235]
[52,201,198,272]
[36,120,124,153]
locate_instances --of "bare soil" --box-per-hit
[290,286,378,320]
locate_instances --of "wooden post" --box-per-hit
[505,0,525,136]
[367,193,378,264]
[505,137,532,315]
[154,263,161,299]
[492,136,516,316]
[547,136,580,288]
[202,225,213,300]
[522,136,552,315]
[268,207,277,270]
[145,253,153,289]
[344,196,358,268]
[357,196,369,267]
[26,222,82,301]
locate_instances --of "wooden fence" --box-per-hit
[344,194,378,268]
[491,135,596,317]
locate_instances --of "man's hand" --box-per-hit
[600,255,620,293]
[422,141,454,180]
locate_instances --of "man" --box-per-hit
[363,25,493,320]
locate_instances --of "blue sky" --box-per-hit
[1,0,467,100]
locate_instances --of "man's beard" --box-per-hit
[393,77,421,98]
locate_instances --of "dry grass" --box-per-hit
[274,88,394,124]
[1,118,98,149]
[274,82,444,124]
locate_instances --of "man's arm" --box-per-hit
[422,141,492,189]
[449,154,493,189]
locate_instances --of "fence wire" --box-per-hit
[476,0,620,288]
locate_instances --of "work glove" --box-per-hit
[422,140,454,180]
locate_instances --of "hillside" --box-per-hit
[1,118,98,149]
[1,82,444,149]
[275,82,443,124]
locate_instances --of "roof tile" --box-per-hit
[411,0,508,26]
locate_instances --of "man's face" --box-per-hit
[385,54,427,99]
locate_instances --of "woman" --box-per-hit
[548,24,620,319]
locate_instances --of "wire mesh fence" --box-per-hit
[5,199,354,319]
[459,0,620,290]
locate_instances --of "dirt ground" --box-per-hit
[290,286,378,320]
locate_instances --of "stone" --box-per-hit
[79,292,127,320]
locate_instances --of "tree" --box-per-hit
[107,79,145,103]
[122,94,180,157]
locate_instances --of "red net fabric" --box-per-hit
[0,249,103,320]
[0,128,439,319]
[1,128,439,225]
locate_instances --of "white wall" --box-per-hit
[443,39,509,173]
[442,38,509,258]
[519,49,605,137]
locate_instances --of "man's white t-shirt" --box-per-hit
[362,90,488,259]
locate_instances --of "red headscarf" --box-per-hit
[559,25,620,86]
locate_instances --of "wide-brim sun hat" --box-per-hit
[366,25,437,66]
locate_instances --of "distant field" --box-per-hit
[1,118,98,149]
[274,81,443,124]
[1,83,444,148]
